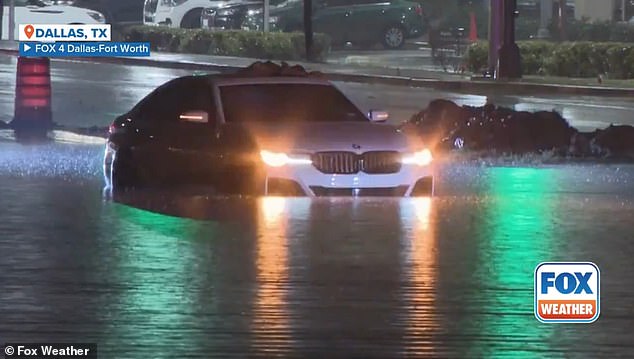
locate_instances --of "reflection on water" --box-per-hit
[472,167,558,357]
[105,205,202,357]
[2,160,634,357]
[252,197,292,355]
[399,197,440,356]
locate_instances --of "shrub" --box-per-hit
[549,18,634,42]
[465,41,488,73]
[609,23,634,42]
[121,26,331,61]
[465,41,634,79]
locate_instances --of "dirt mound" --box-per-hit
[236,61,324,78]
[404,99,634,159]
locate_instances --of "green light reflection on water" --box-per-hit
[105,204,209,358]
[470,167,560,359]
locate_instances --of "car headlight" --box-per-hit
[88,11,105,22]
[401,149,433,166]
[260,150,312,167]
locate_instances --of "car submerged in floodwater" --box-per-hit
[104,67,434,197]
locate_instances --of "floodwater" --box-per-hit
[1,52,634,357]
[1,141,633,358]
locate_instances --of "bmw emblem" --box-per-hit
[352,144,361,150]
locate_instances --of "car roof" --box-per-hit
[197,61,331,86]
[213,76,332,87]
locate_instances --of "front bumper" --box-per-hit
[263,163,434,197]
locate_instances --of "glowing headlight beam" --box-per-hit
[402,149,433,166]
[260,150,312,167]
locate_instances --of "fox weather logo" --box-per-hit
[534,262,600,323]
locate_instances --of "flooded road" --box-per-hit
[1,141,634,357]
[1,55,634,357]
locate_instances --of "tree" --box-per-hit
[304,0,313,61]
[556,0,567,41]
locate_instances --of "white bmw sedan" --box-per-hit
[105,73,434,197]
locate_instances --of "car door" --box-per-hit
[345,0,387,45]
[130,77,221,186]
[313,0,353,45]
[107,0,145,23]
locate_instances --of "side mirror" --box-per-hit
[179,110,209,123]
[368,110,389,123]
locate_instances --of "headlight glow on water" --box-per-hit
[401,149,433,166]
[260,150,312,167]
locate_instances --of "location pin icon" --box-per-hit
[25,25,34,39]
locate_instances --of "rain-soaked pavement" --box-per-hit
[1,56,634,357]
[1,55,634,131]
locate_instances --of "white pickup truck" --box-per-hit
[1,0,105,40]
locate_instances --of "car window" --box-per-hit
[220,83,368,123]
[133,77,216,125]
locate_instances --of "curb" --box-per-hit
[2,48,634,97]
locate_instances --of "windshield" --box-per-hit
[220,83,368,123]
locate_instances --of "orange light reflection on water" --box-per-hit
[400,197,440,356]
[251,197,292,355]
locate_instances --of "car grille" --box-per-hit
[311,151,402,174]
[310,186,409,197]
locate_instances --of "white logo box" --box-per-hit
[534,262,600,323]
[19,24,111,42]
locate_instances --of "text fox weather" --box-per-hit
[18,24,150,58]
[534,262,600,323]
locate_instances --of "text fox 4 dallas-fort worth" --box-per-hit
[534,262,600,323]
[18,24,150,58]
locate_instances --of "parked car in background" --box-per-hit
[144,0,227,28]
[66,0,145,25]
[201,0,283,30]
[243,0,425,49]
[1,0,105,40]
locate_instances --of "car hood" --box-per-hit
[237,121,421,153]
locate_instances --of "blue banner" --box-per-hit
[19,42,151,58]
